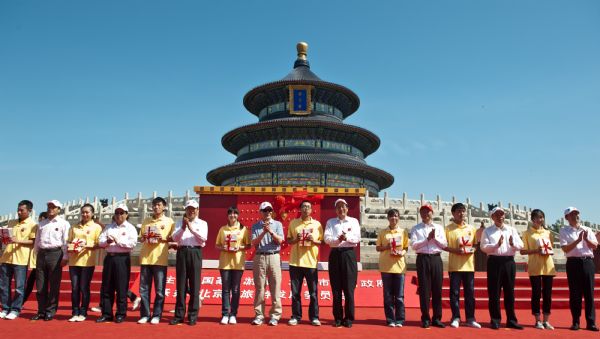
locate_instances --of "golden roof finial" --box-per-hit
[297,41,308,60]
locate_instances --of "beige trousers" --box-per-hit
[253,253,282,320]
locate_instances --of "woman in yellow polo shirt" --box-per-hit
[520,209,556,330]
[67,204,102,322]
[375,208,409,327]
[215,206,251,325]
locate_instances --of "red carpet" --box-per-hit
[2,301,599,339]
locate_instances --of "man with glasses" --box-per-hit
[324,198,361,328]
[251,201,284,326]
[0,200,37,320]
[286,200,323,326]
[32,200,70,321]
[96,204,138,323]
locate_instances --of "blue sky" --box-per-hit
[1,1,599,225]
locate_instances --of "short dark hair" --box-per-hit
[451,203,466,213]
[39,212,48,220]
[152,197,167,206]
[387,208,400,218]
[227,206,239,215]
[18,200,33,211]
[531,209,545,221]
[299,200,311,208]
[81,203,95,214]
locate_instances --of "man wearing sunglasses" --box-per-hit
[251,201,284,326]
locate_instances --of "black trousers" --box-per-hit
[529,275,553,316]
[289,265,319,321]
[416,253,443,322]
[35,248,63,316]
[101,253,131,318]
[174,247,202,321]
[487,255,517,324]
[23,268,37,302]
[69,266,95,316]
[566,257,596,326]
[328,247,357,322]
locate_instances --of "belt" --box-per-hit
[256,251,279,255]
[417,253,441,257]
[332,247,355,251]
[179,245,202,249]
[567,256,593,260]
[106,252,129,257]
[39,247,62,252]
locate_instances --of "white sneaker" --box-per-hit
[220,316,229,325]
[150,316,160,324]
[450,319,459,328]
[252,317,263,326]
[90,307,102,313]
[0,311,7,319]
[288,318,298,326]
[68,315,79,322]
[387,322,396,327]
[77,315,86,322]
[229,316,237,325]
[395,322,403,328]
[466,320,481,328]
[5,312,18,320]
[543,321,554,330]
[137,317,149,324]
[268,318,278,326]
[311,319,321,326]
[132,297,141,311]
[535,321,544,329]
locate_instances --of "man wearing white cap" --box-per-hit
[32,200,70,321]
[251,201,284,326]
[480,207,524,330]
[96,204,138,323]
[324,198,361,328]
[170,200,207,326]
[559,207,598,331]
[410,204,447,328]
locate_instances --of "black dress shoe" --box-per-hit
[170,318,183,325]
[115,317,125,323]
[333,320,342,327]
[343,320,352,328]
[490,322,500,330]
[507,322,524,330]
[44,314,54,321]
[432,320,446,328]
[188,319,197,326]
[586,325,599,332]
[570,323,580,330]
[422,320,430,328]
[31,314,44,321]
[96,316,113,323]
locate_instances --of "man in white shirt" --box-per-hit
[480,207,524,330]
[410,204,447,328]
[559,207,598,331]
[324,198,360,328]
[32,200,70,321]
[169,200,208,326]
[96,204,138,323]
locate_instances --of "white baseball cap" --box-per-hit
[564,206,579,216]
[334,198,348,207]
[47,200,63,209]
[259,201,273,211]
[185,200,199,209]
[490,207,505,216]
[115,203,129,213]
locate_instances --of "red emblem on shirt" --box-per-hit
[160,225,165,230]
[122,232,126,236]
[55,228,59,231]
[86,231,90,235]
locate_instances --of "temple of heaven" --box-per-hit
[206,42,394,196]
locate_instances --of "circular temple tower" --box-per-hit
[206,42,394,196]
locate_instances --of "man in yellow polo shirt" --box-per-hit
[286,200,323,326]
[138,197,174,325]
[444,203,481,329]
[0,200,37,320]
